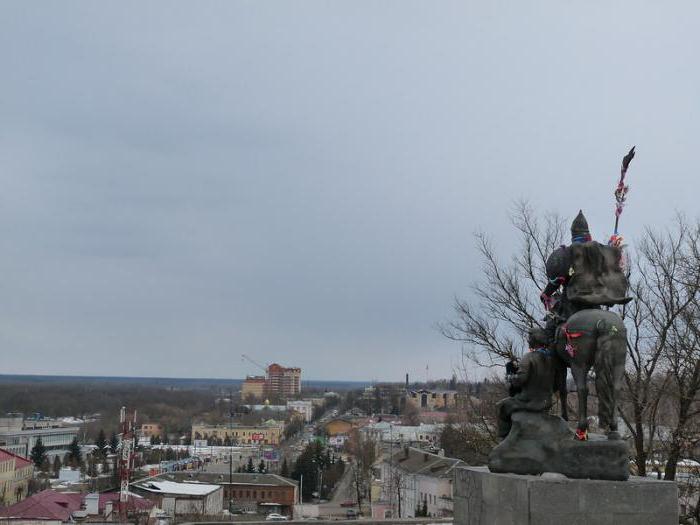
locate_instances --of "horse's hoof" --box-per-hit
[607,431,621,441]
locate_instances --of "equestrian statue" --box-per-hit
[490,148,636,481]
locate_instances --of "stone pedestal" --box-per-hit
[454,466,678,525]
[490,411,629,480]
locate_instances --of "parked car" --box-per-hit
[266,513,289,521]
[346,509,357,519]
[340,500,355,507]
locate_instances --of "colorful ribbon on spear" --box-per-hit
[610,146,635,247]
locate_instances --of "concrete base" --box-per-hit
[454,466,678,525]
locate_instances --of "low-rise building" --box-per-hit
[242,404,287,414]
[324,418,359,437]
[405,389,459,411]
[149,471,298,516]
[192,420,283,446]
[379,447,463,518]
[328,435,349,449]
[0,419,80,460]
[201,449,276,474]
[0,449,33,505]
[362,422,443,447]
[132,479,223,516]
[141,423,164,438]
[0,489,153,523]
[287,400,313,422]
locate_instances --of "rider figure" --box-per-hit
[540,210,632,351]
[540,210,595,347]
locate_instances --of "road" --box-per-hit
[318,464,357,518]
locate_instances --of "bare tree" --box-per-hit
[385,464,408,518]
[346,430,377,515]
[440,201,568,440]
[443,205,700,482]
[618,220,700,476]
[442,201,565,366]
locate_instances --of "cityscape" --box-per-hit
[0,366,473,522]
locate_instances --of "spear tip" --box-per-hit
[622,146,636,170]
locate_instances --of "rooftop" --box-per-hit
[134,479,221,496]
[158,471,298,487]
[409,389,458,395]
[0,426,80,436]
[194,420,283,429]
[388,447,464,479]
[0,490,151,521]
[0,448,32,468]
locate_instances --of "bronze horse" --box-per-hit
[555,308,627,440]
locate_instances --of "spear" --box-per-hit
[613,146,635,237]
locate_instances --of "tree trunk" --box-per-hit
[632,399,647,476]
[663,437,681,481]
[397,484,402,518]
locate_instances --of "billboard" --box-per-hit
[263,449,279,461]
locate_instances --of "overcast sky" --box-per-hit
[0,2,698,381]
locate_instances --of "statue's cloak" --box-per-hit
[546,241,631,307]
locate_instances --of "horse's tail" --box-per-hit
[593,313,626,430]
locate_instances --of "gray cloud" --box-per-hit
[0,2,698,380]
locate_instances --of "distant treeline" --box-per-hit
[0,382,215,438]
[0,374,372,391]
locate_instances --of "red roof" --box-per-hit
[0,490,82,521]
[0,490,153,521]
[0,448,32,468]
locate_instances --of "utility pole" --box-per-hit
[118,407,136,522]
[229,388,234,512]
[389,423,394,515]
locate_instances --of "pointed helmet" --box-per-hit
[571,210,591,242]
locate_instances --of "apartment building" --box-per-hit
[242,376,267,400]
[266,364,301,397]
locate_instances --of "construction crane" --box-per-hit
[241,354,267,374]
[118,406,137,521]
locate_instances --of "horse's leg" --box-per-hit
[571,365,588,440]
[609,356,625,439]
[558,364,569,421]
[552,326,570,421]
[595,334,626,440]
